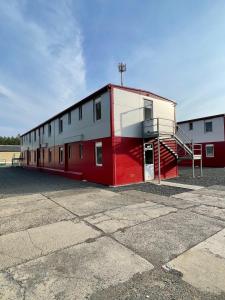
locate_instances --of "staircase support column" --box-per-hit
[157,135,161,184]
[192,157,195,178]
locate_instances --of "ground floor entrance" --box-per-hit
[144,143,154,181]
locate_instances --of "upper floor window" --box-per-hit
[144,100,153,120]
[79,106,82,120]
[42,126,45,135]
[34,131,36,141]
[205,121,212,133]
[95,99,102,121]
[59,118,63,133]
[68,111,71,125]
[29,133,31,143]
[206,144,214,157]
[189,122,193,130]
[48,124,51,137]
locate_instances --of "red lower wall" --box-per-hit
[179,141,225,167]
[22,136,179,186]
[22,137,114,186]
[113,137,144,186]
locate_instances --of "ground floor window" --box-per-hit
[59,147,64,164]
[68,145,71,159]
[34,151,36,163]
[205,144,214,157]
[79,143,83,159]
[48,149,52,163]
[95,142,102,166]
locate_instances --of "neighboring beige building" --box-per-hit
[0,145,21,165]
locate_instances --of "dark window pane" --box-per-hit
[96,102,101,120]
[205,121,212,132]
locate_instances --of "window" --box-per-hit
[48,124,51,137]
[29,133,31,143]
[34,131,36,142]
[189,122,193,130]
[68,145,71,159]
[79,106,82,120]
[34,151,36,163]
[42,126,45,135]
[95,99,101,121]
[144,100,153,120]
[59,118,63,133]
[95,142,102,166]
[59,147,64,163]
[48,149,52,163]
[205,121,212,132]
[68,111,71,124]
[42,149,45,161]
[79,143,83,159]
[206,144,214,157]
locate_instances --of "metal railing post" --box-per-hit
[192,139,195,178]
[157,118,161,184]
[200,145,203,177]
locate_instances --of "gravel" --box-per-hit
[168,167,225,187]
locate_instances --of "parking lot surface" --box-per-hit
[0,167,225,299]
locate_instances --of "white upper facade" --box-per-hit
[21,90,111,151]
[178,115,225,143]
[113,87,176,137]
[21,84,177,151]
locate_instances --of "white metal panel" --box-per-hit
[113,88,176,137]
[21,91,111,151]
[178,116,225,143]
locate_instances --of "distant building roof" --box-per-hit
[0,145,21,152]
[178,113,225,124]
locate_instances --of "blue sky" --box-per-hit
[1,0,225,136]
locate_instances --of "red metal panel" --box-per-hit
[180,141,225,167]
[22,136,179,186]
[113,137,144,186]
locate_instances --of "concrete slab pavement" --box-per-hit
[2,237,153,300]
[120,190,196,209]
[164,229,225,295]
[52,189,144,216]
[85,201,177,233]
[0,220,100,270]
[113,210,225,266]
[173,192,225,208]
[190,205,225,221]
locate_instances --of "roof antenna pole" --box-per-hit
[118,63,126,86]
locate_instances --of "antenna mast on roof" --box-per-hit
[118,62,126,86]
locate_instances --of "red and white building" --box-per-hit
[21,84,184,186]
[177,114,225,167]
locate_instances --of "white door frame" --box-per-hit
[144,142,154,181]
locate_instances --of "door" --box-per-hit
[144,143,154,181]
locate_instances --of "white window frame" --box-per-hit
[59,147,64,164]
[205,144,214,158]
[95,142,103,166]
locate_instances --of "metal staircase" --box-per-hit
[143,118,203,183]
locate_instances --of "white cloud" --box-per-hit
[0,0,86,135]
